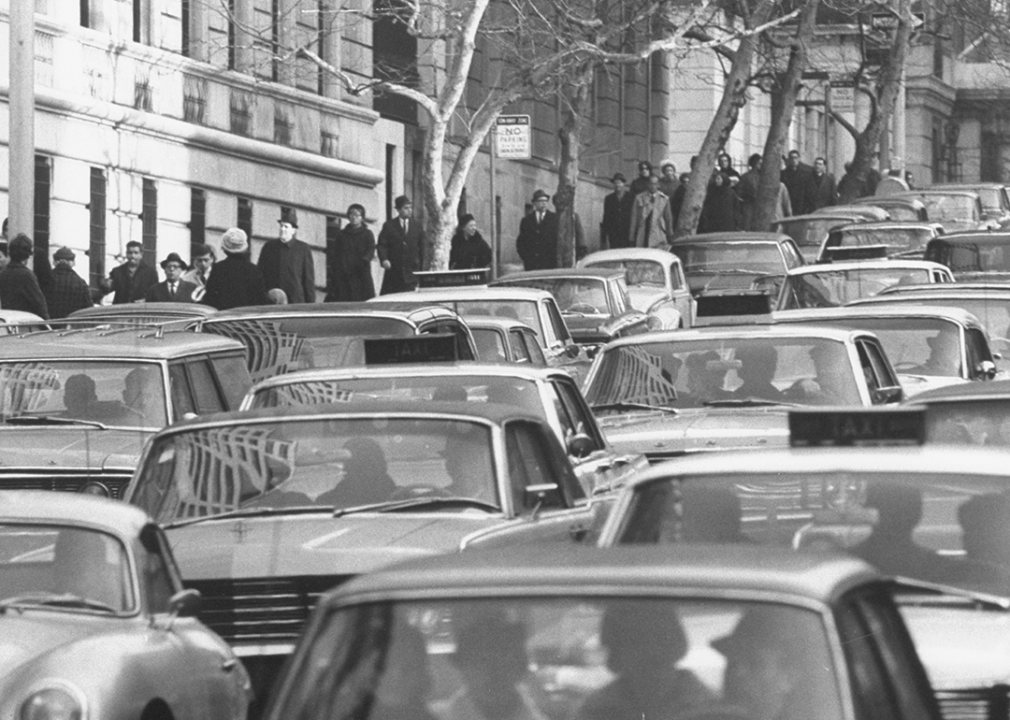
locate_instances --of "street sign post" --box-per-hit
[495,115,532,160]
[870,12,925,29]
[830,82,855,113]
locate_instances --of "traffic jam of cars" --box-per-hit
[10,187,1010,720]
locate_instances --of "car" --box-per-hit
[813,203,892,221]
[774,305,999,396]
[263,543,942,720]
[577,247,695,328]
[775,259,954,310]
[596,407,1010,720]
[0,326,250,498]
[197,302,477,384]
[669,231,804,297]
[922,231,1010,281]
[125,399,615,705]
[848,287,1010,373]
[239,362,649,494]
[853,195,930,222]
[67,301,219,327]
[0,309,48,335]
[371,287,583,369]
[0,490,251,720]
[817,221,945,261]
[581,325,902,462]
[891,189,992,233]
[772,213,869,262]
[489,268,650,352]
[929,182,1010,226]
[464,316,548,366]
[904,379,1010,447]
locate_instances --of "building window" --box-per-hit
[230,91,252,136]
[238,197,253,241]
[325,215,341,292]
[133,0,151,44]
[89,168,107,289]
[141,178,158,266]
[228,0,236,70]
[81,0,90,27]
[134,76,153,111]
[182,0,191,57]
[190,188,207,258]
[320,130,339,158]
[184,76,206,124]
[274,105,293,146]
[271,0,281,82]
[34,156,52,259]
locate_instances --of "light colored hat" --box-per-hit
[221,228,249,254]
[54,246,75,261]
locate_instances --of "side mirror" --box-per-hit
[168,588,202,618]
[871,386,904,404]
[975,360,998,380]
[525,482,562,518]
[564,344,582,360]
[567,432,595,459]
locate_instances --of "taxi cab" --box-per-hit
[196,302,477,384]
[669,231,804,297]
[264,544,941,720]
[582,324,901,462]
[598,408,1010,720]
[775,258,954,310]
[773,212,872,262]
[816,221,944,261]
[125,400,613,706]
[0,327,249,498]
[239,362,648,494]
[923,231,1010,281]
[578,247,695,329]
[465,317,547,365]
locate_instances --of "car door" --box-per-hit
[856,338,903,404]
[668,259,694,327]
[168,358,227,421]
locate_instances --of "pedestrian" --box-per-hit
[202,228,269,310]
[698,172,741,233]
[600,173,635,250]
[737,154,763,231]
[875,169,910,196]
[717,153,741,185]
[806,157,838,210]
[326,203,376,301]
[670,173,690,229]
[0,233,49,319]
[105,240,158,304]
[657,162,680,199]
[629,161,653,196]
[781,150,814,215]
[774,181,793,224]
[258,207,316,304]
[146,253,198,302]
[516,189,558,270]
[377,195,424,295]
[450,214,492,270]
[182,243,215,302]
[629,175,674,248]
[46,246,93,319]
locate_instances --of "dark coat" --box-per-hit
[109,262,158,304]
[0,262,49,319]
[47,265,93,319]
[807,171,838,211]
[377,216,424,294]
[258,238,316,304]
[516,210,559,271]
[601,190,635,249]
[202,253,269,310]
[326,224,376,302]
[698,179,741,233]
[145,279,199,303]
[781,163,815,215]
[450,230,492,270]
[737,169,762,231]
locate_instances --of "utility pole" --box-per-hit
[9,0,35,239]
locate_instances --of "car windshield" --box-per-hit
[672,243,784,274]
[278,596,843,720]
[775,218,848,248]
[0,360,168,428]
[780,268,935,308]
[0,523,135,613]
[585,337,861,410]
[471,329,509,363]
[937,242,1010,274]
[835,228,933,255]
[248,375,545,418]
[616,472,1010,598]
[204,316,415,383]
[918,195,978,222]
[131,417,499,522]
[501,278,610,316]
[586,260,667,288]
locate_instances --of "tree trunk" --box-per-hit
[753,0,819,231]
[555,73,592,268]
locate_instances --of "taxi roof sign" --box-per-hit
[364,334,458,365]
[415,269,489,289]
[789,408,925,447]
[823,244,890,262]
[694,292,773,327]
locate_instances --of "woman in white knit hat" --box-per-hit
[201,228,269,310]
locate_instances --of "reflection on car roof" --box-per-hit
[0,327,245,360]
[775,304,983,327]
[492,268,625,281]
[785,259,946,275]
[672,232,793,244]
[906,378,1010,403]
[205,301,463,322]
[601,324,865,351]
[0,489,149,535]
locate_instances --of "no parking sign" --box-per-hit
[495,115,531,159]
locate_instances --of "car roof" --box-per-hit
[204,301,463,322]
[0,490,150,535]
[69,302,219,320]
[785,259,947,275]
[600,324,867,352]
[880,281,1010,294]
[579,248,681,264]
[493,268,625,282]
[775,304,983,327]
[833,221,938,232]
[672,232,794,244]
[775,213,863,223]
[854,196,925,206]
[930,182,1007,190]
[926,232,1010,245]
[0,327,245,360]
[894,189,982,199]
[156,399,546,435]
[372,287,554,302]
[849,292,1010,307]
[322,544,880,608]
[249,362,568,393]
[0,309,46,323]
[905,378,1010,403]
[464,317,538,332]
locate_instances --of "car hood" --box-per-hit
[903,604,1010,689]
[626,286,670,313]
[0,427,149,469]
[0,613,109,678]
[597,408,791,458]
[898,374,969,399]
[166,512,504,579]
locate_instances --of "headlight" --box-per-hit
[20,687,85,720]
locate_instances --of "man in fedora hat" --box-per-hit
[377,195,424,294]
[516,189,558,270]
[258,206,316,304]
[146,253,198,302]
[46,246,93,319]
[106,240,158,304]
